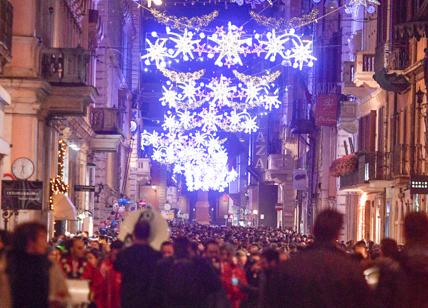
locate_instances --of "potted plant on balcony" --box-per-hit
[330,154,358,177]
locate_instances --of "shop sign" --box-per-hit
[2,180,43,210]
[74,185,95,192]
[315,94,339,127]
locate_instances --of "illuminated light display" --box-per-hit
[140,14,317,191]
[141,24,317,70]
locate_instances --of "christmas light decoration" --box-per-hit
[159,67,205,82]
[142,24,317,70]
[139,13,317,191]
[233,70,281,86]
[141,130,237,191]
[250,9,319,30]
[148,8,219,31]
[49,139,69,209]
[345,0,380,15]
[159,74,281,112]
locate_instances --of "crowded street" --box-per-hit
[2,0,428,306]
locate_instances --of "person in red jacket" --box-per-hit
[97,240,123,308]
[220,243,248,308]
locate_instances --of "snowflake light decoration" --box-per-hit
[208,23,252,67]
[345,0,380,15]
[142,24,316,70]
[167,28,200,61]
[141,130,237,191]
[140,16,317,191]
[160,75,281,112]
[141,38,169,67]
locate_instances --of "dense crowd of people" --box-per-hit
[1,209,428,307]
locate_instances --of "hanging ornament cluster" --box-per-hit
[250,9,319,30]
[148,8,219,31]
[344,0,380,15]
[142,23,316,70]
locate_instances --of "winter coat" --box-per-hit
[0,252,69,308]
[264,242,373,308]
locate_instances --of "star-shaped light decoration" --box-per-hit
[168,28,200,61]
[261,30,289,62]
[208,22,252,67]
[289,38,317,70]
[206,76,236,106]
[345,0,380,15]
[141,38,169,67]
[160,86,179,108]
[241,112,259,133]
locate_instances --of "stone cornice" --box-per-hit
[0,78,50,115]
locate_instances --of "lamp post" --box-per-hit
[2,209,18,231]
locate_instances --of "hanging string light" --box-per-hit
[250,9,319,30]
[49,139,69,209]
[159,67,206,83]
[148,8,219,31]
[233,69,281,86]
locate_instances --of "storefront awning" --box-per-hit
[53,194,77,220]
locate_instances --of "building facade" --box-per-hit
[0,0,141,236]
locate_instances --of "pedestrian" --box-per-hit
[400,212,428,308]
[98,240,123,308]
[160,240,174,258]
[61,237,90,279]
[151,237,228,308]
[113,220,161,308]
[264,209,373,308]
[0,222,69,308]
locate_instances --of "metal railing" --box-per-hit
[0,0,13,58]
[41,48,90,84]
[91,108,122,135]
[340,151,392,189]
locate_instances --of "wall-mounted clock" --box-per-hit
[11,157,35,180]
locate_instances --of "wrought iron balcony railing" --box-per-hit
[91,107,122,135]
[41,48,90,85]
[340,152,392,190]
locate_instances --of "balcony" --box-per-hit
[264,154,293,183]
[42,48,96,116]
[290,100,315,134]
[90,108,123,152]
[388,46,409,71]
[91,108,122,134]
[0,0,13,71]
[354,52,377,87]
[339,152,392,191]
[41,47,90,85]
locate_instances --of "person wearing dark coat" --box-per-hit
[400,212,428,308]
[263,209,373,308]
[151,236,230,308]
[114,220,162,308]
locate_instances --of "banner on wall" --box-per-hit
[315,94,339,127]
